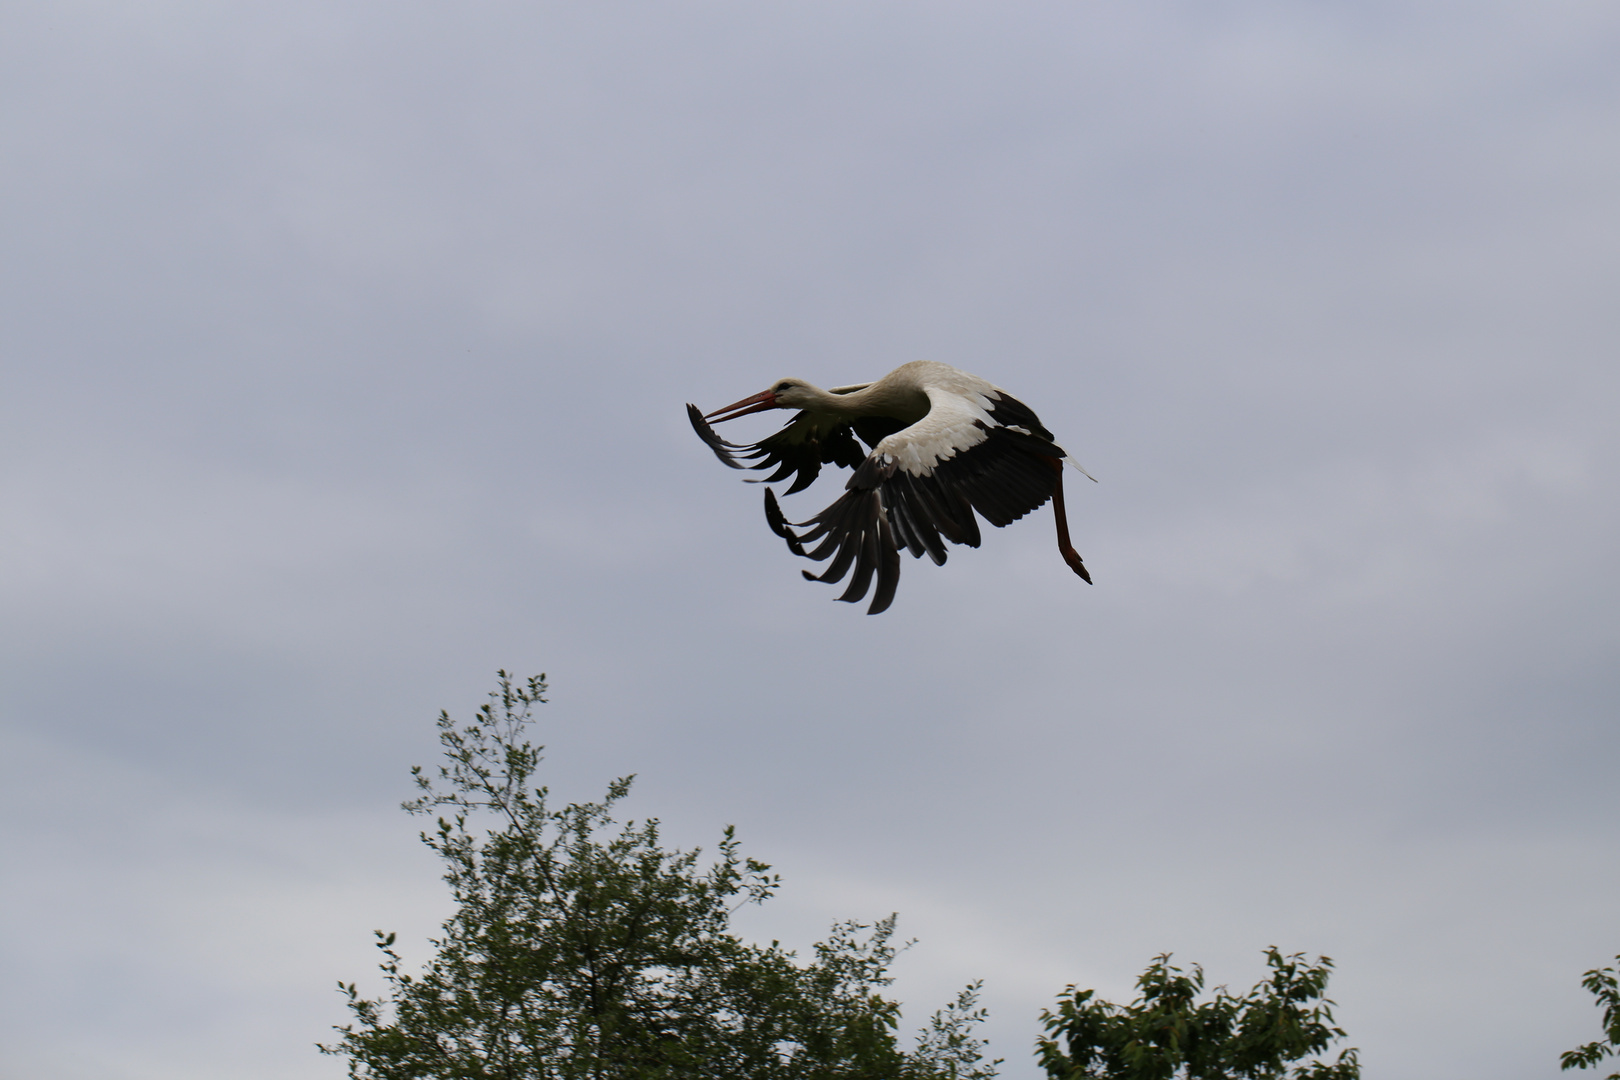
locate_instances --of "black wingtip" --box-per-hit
[865,515,900,614]
[687,403,747,469]
[763,487,790,538]
[764,488,809,557]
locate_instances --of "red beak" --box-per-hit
[704,390,779,423]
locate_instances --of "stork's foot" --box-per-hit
[1060,544,1092,584]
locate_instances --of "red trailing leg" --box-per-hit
[1048,459,1092,584]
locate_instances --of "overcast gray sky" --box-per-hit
[3,2,1618,1078]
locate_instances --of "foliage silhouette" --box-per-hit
[321,672,997,1080]
[1562,955,1620,1079]
[1036,950,1359,1080]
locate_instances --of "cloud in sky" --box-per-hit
[2,2,1618,1078]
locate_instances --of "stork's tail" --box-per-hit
[1064,455,1098,482]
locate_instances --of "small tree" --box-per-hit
[1562,956,1620,1079]
[1036,950,1359,1080]
[321,672,998,1080]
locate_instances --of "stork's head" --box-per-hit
[704,378,812,422]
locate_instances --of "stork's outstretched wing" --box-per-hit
[764,388,1086,614]
[686,404,901,494]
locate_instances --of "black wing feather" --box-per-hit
[852,415,907,449]
[765,414,1069,614]
[687,404,864,495]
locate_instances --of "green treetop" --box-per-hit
[1036,950,1359,1080]
[321,672,997,1080]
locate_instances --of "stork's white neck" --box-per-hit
[791,378,931,424]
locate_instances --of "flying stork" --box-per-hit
[688,360,1092,614]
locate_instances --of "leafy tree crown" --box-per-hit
[321,672,998,1080]
[1036,949,1359,1080]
